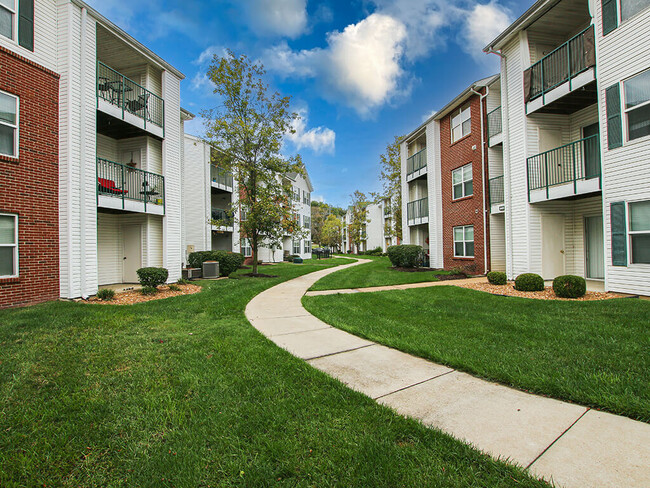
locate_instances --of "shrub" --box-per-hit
[449,267,464,276]
[284,254,299,262]
[137,267,168,288]
[387,245,423,268]
[141,286,158,295]
[96,289,115,301]
[187,251,213,269]
[176,278,190,285]
[487,271,507,285]
[514,273,545,292]
[187,251,245,276]
[553,275,587,298]
[168,284,181,291]
[365,246,383,256]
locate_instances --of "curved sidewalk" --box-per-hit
[245,260,650,488]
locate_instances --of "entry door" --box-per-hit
[122,225,142,283]
[540,129,564,186]
[582,123,600,179]
[542,215,566,279]
[585,216,605,279]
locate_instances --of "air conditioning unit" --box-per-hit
[202,261,220,279]
[182,268,202,280]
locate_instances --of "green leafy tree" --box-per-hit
[203,51,305,273]
[348,191,370,253]
[310,202,328,246]
[374,135,403,240]
[321,214,343,249]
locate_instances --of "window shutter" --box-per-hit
[601,0,618,35]
[606,84,622,149]
[611,202,627,266]
[18,0,34,51]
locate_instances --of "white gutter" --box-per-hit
[79,7,88,298]
[470,85,490,274]
[66,2,74,299]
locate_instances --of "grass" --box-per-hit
[0,262,548,487]
[309,255,449,291]
[303,286,650,423]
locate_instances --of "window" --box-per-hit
[240,207,248,221]
[303,215,311,229]
[240,239,252,257]
[0,0,33,50]
[304,240,311,254]
[0,92,18,157]
[629,201,650,264]
[452,163,473,199]
[302,190,310,204]
[0,0,14,40]
[451,105,471,143]
[0,214,18,277]
[621,0,650,22]
[293,187,300,201]
[623,69,650,142]
[293,239,301,254]
[454,225,474,258]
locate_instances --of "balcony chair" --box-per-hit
[126,92,150,119]
[98,177,128,195]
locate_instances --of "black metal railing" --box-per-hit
[488,106,502,139]
[527,25,595,102]
[210,165,234,189]
[407,148,427,176]
[489,176,504,206]
[211,208,234,226]
[527,134,601,199]
[97,157,165,211]
[407,197,428,221]
[97,61,165,130]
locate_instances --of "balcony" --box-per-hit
[211,207,234,232]
[525,26,596,115]
[407,197,428,226]
[384,206,391,217]
[489,176,505,213]
[487,107,503,146]
[406,148,427,182]
[97,158,165,215]
[527,134,601,203]
[96,62,165,139]
[210,165,234,192]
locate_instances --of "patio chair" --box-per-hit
[98,178,128,195]
[126,92,150,119]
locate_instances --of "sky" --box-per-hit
[86,0,531,207]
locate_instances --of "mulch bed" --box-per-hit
[239,273,278,278]
[434,274,470,281]
[87,284,202,305]
[455,282,625,301]
[391,267,446,273]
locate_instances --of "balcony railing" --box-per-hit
[527,134,601,199]
[210,165,234,189]
[525,25,595,103]
[211,208,234,227]
[487,106,502,139]
[407,148,427,176]
[97,61,165,130]
[384,206,391,216]
[97,157,165,211]
[407,197,428,221]
[489,176,504,206]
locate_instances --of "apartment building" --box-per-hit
[401,76,498,273]
[0,2,60,308]
[182,134,313,263]
[484,0,650,295]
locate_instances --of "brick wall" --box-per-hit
[0,47,60,308]
[439,92,489,275]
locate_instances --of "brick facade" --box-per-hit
[0,47,60,308]
[439,92,489,275]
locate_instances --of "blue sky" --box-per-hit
[87,0,530,207]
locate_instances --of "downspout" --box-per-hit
[79,6,88,298]
[470,84,489,274]
[66,2,74,299]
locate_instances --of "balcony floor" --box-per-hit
[407,217,429,227]
[529,178,600,203]
[406,167,427,183]
[98,99,164,140]
[526,71,596,115]
[98,194,165,215]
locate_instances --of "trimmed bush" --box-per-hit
[141,286,158,296]
[176,278,190,285]
[284,254,299,262]
[514,273,545,292]
[187,251,245,276]
[387,245,424,268]
[168,284,181,291]
[553,275,587,298]
[365,246,383,256]
[96,289,115,301]
[487,271,507,285]
[137,267,168,288]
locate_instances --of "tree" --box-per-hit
[375,135,403,240]
[321,214,343,249]
[203,51,305,274]
[310,202,328,246]
[348,190,370,253]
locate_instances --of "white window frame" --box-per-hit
[303,215,310,229]
[293,187,300,202]
[0,90,19,158]
[304,240,311,254]
[627,200,650,265]
[452,163,473,200]
[622,68,650,143]
[451,104,471,143]
[0,213,18,278]
[619,0,650,23]
[240,238,252,257]
[0,0,17,43]
[292,239,301,255]
[453,225,474,258]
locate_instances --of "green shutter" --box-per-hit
[601,0,618,35]
[606,84,623,149]
[611,202,627,266]
[18,0,34,52]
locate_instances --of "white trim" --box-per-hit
[0,89,19,158]
[622,66,650,143]
[240,238,252,257]
[452,163,474,200]
[0,0,17,44]
[451,104,472,143]
[627,200,650,265]
[0,212,18,278]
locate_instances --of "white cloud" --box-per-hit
[183,116,208,138]
[241,0,308,38]
[422,109,437,122]
[286,109,336,154]
[464,2,513,61]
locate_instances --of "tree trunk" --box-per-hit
[252,240,258,274]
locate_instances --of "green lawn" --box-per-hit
[309,255,449,291]
[0,263,548,487]
[304,286,650,423]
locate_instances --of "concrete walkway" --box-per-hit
[245,260,650,488]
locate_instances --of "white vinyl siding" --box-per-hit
[454,225,474,257]
[452,163,473,199]
[0,91,18,157]
[629,200,650,263]
[451,105,471,142]
[623,68,650,142]
[0,213,18,277]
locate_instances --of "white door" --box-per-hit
[122,225,142,283]
[539,129,564,186]
[585,216,604,279]
[542,214,565,279]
